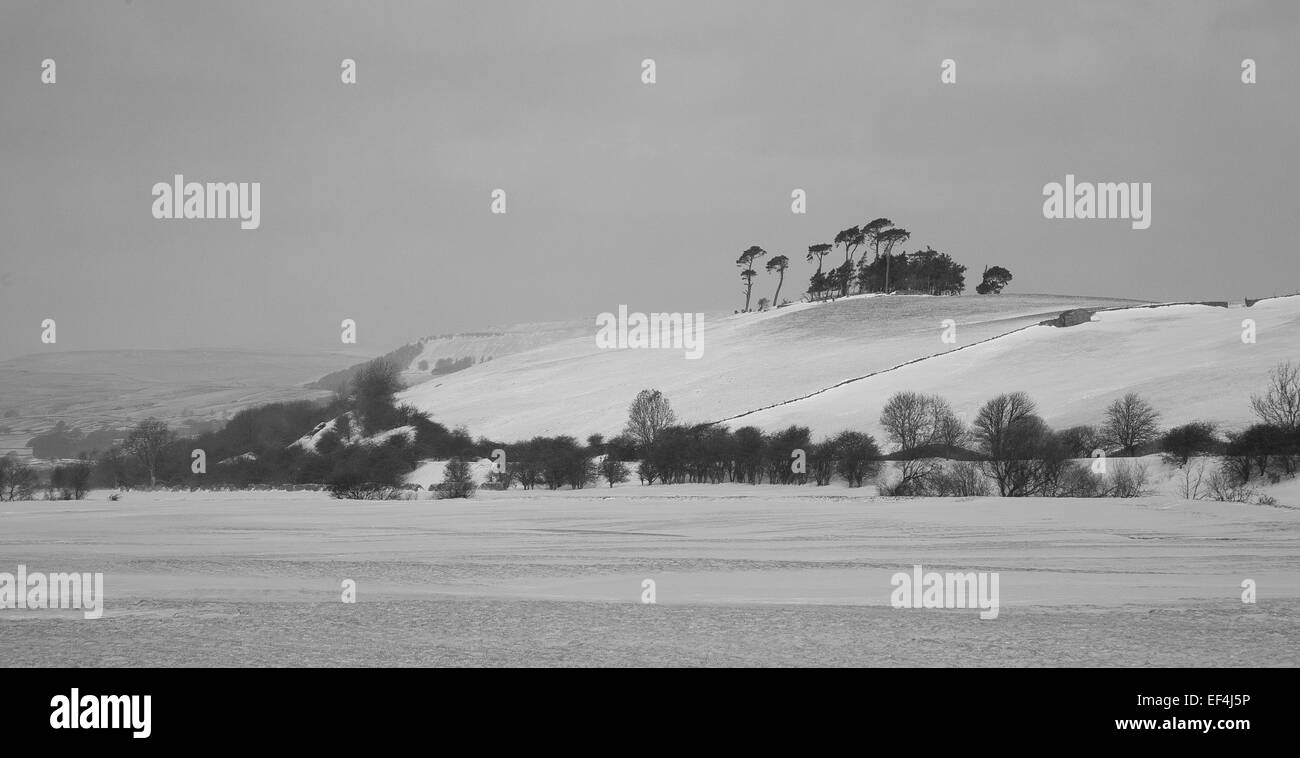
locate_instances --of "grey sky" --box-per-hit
[2,0,1297,362]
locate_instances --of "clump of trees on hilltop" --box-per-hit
[735,215,1013,311]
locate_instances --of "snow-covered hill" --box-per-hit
[733,296,1298,440]
[396,292,1253,441]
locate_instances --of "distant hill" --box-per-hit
[307,320,594,395]
[0,348,369,449]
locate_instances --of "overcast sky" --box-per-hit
[1,0,1297,362]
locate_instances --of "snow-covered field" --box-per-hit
[2,488,1296,666]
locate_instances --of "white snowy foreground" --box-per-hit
[2,486,1297,666]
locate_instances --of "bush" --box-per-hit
[930,461,991,497]
[0,455,36,501]
[831,430,881,488]
[1055,462,1104,497]
[352,360,403,434]
[884,458,943,496]
[1226,424,1297,480]
[327,479,406,500]
[1102,461,1152,498]
[439,458,476,499]
[599,457,630,487]
[1205,463,1256,503]
[1160,422,1220,466]
[1057,425,1102,458]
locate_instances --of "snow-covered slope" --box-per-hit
[399,293,1170,440]
[396,321,593,385]
[733,296,1299,440]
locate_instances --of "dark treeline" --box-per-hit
[26,422,125,460]
[0,360,499,500]
[3,360,1297,505]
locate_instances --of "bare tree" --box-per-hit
[1102,393,1161,456]
[972,392,1056,496]
[880,392,930,451]
[623,389,677,447]
[973,393,1037,455]
[124,417,173,488]
[0,454,37,501]
[1250,361,1300,431]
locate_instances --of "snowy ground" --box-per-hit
[2,487,1296,666]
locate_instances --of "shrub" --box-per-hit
[884,458,943,496]
[830,430,881,488]
[1102,461,1152,498]
[599,457,630,487]
[0,455,36,501]
[1205,463,1257,503]
[931,461,991,497]
[1160,422,1220,466]
[1227,424,1293,480]
[1056,425,1101,459]
[439,458,476,499]
[1053,462,1103,497]
[328,479,405,500]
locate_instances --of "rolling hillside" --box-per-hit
[395,293,1219,441]
[731,296,1298,440]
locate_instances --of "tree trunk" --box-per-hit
[773,272,784,305]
